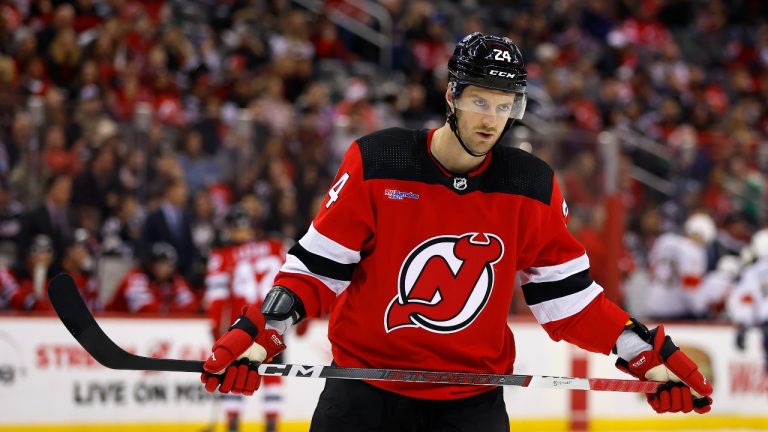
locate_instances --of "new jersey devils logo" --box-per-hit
[384,233,504,334]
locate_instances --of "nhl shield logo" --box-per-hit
[453,177,467,191]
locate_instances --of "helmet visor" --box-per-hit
[453,90,527,121]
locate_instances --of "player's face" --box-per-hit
[228,227,254,244]
[451,86,517,153]
[152,261,175,281]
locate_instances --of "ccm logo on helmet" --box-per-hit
[489,70,516,79]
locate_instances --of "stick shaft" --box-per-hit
[47,274,660,393]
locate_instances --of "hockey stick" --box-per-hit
[48,273,661,393]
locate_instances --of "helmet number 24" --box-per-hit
[493,49,512,62]
[326,172,350,208]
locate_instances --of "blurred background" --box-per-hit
[0,0,767,431]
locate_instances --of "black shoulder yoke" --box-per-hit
[355,127,553,205]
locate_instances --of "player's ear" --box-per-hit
[445,87,454,111]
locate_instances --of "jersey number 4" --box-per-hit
[326,172,350,208]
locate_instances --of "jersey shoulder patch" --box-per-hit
[484,147,553,205]
[356,127,425,181]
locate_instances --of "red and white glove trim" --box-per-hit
[201,305,286,395]
[615,320,713,414]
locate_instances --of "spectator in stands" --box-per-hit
[35,3,76,54]
[41,125,83,177]
[3,112,33,186]
[561,150,600,207]
[118,148,147,195]
[270,9,315,97]
[330,78,379,164]
[0,111,36,185]
[18,174,74,276]
[191,95,225,157]
[252,76,294,138]
[71,142,121,220]
[140,178,198,282]
[295,81,334,140]
[311,15,352,62]
[101,193,142,258]
[45,27,82,88]
[176,129,222,194]
[265,187,302,241]
[107,242,198,314]
[190,189,216,259]
[0,177,24,266]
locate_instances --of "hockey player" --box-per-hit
[0,234,54,310]
[727,229,768,369]
[200,33,713,430]
[0,232,100,311]
[56,231,101,311]
[643,212,716,319]
[204,204,287,432]
[107,242,198,314]
[694,255,741,319]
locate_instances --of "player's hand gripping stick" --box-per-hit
[615,321,713,414]
[201,305,286,395]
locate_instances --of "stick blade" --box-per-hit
[48,273,97,341]
[48,273,204,372]
[48,273,127,369]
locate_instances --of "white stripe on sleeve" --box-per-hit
[281,254,351,295]
[528,281,603,324]
[520,253,590,285]
[299,223,361,264]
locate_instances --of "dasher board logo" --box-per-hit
[385,233,504,334]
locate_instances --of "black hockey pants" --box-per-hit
[309,377,510,432]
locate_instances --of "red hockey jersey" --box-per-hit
[0,268,100,311]
[204,239,286,337]
[107,268,198,314]
[0,267,37,310]
[273,128,629,400]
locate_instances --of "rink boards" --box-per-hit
[0,315,766,431]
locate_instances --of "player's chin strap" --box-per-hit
[447,81,515,158]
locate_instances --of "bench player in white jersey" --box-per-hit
[695,255,742,319]
[727,229,768,369]
[644,213,715,320]
[199,33,713,431]
[204,204,287,432]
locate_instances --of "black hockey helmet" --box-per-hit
[224,203,252,230]
[29,234,54,256]
[149,242,178,264]
[446,32,528,156]
[448,32,527,96]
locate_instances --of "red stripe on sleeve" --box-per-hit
[541,292,629,355]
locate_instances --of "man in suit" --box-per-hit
[18,174,74,276]
[140,178,198,282]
